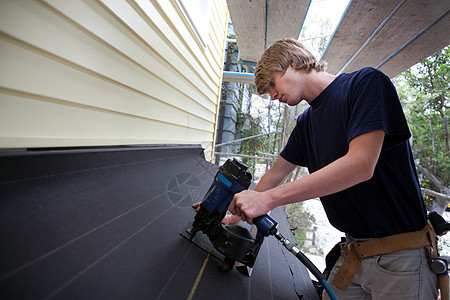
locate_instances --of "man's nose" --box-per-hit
[269,88,278,100]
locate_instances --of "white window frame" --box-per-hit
[178,0,211,47]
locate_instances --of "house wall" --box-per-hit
[0,0,228,161]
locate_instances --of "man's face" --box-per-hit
[267,65,303,106]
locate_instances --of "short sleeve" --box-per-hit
[347,69,411,150]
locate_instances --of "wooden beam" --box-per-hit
[321,0,450,76]
[379,11,450,78]
[222,71,255,84]
[226,0,266,63]
[321,0,399,74]
[266,0,309,48]
[341,0,450,74]
[226,0,310,63]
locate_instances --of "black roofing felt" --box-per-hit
[0,145,318,299]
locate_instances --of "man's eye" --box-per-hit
[269,81,274,87]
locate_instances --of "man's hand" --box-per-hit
[191,202,241,225]
[222,214,242,225]
[227,190,272,224]
[192,201,202,212]
[190,155,295,226]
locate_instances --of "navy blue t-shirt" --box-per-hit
[280,67,427,238]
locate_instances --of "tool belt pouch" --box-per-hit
[439,274,449,300]
[333,243,361,290]
[333,225,434,290]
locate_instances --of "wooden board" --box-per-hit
[321,0,450,77]
[379,10,450,78]
[227,0,310,63]
[321,0,403,74]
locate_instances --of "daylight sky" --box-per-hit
[299,0,351,58]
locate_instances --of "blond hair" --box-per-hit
[254,38,326,95]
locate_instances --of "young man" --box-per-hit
[223,39,439,299]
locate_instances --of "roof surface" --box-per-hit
[0,145,318,299]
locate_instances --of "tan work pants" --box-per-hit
[323,247,439,300]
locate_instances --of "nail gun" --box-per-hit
[182,158,338,299]
[184,158,274,271]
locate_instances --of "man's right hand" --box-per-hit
[191,202,241,225]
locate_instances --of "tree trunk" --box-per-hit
[416,163,450,215]
[280,105,291,149]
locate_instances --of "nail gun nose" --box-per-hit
[186,226,199,239]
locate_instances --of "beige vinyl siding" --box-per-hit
[0,0,228,161]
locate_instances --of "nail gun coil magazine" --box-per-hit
[183,159,262,270]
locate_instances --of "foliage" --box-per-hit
[299,19,332,59]
[285,202,315,247]
[396,46,449,191]
[221,22,277,175]
[234,84,264,175]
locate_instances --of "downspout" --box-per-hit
[212,8,229,163]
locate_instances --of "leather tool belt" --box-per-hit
[333,224,436,291]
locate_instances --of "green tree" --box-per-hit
[396,46,449,213]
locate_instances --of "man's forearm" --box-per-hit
[265,130,385,209]
[229,130,384,223]
[254,156,297,192]
[267,155,368,207]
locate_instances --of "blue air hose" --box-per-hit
[273,232,338,300]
